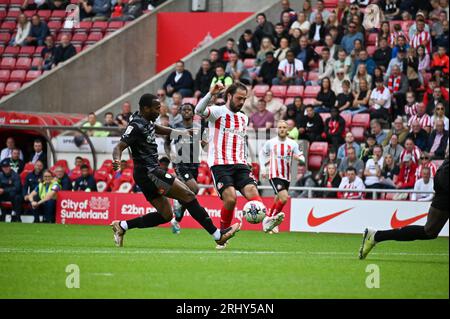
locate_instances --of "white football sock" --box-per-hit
[212,229,221,241]
[120,221,128,231]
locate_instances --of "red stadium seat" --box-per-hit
[340,112,352,128]
[5,10,20,21]
[31,57,42,68]
[49,10,66,21]
[309,141,329,157]
[284,97,294,105]
[23,10,36,18]
[25,70,42,82]
[351,113,370,128]
[18,46,36,58]
[15,57,32,70]
[48,20,62,33]
[0,21,16,33]
[107,21,124,31]
[9,70,26,82]
[253,84,270,98]
[243,58,255,69]
[351,126,365,142]
[303,85,320,98]
[0,57,16,70]
[3,46,20,57]
[0,32,11,44]
[126,159,134,171]
[4,82,21,94]
[86,32,103,44]
[33,46,44,57]
[303,98,315,105]
[0,70,10,82]
[286,85,304,97]
[54,159,70,172]
[307,154,323,171]
[100,159,113,173]
[314,46,324,55]
[94,168,112,183]
[92,21,108,32]
[319,112,331,123]
[37,10,52,21]
[307,72,319,82]
[71,33,87,44]
[57,32,72,42]
[74,21,92,33]
[270,85,287,98]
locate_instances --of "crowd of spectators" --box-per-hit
[2,0,450,222]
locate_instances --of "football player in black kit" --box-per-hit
[110,94,240,248]
[168,103,201,234]
[359,158,449,259]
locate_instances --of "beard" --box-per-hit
[229,100,242,113]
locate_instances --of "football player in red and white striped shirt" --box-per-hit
[407,103,432,133]
[410,20,432,54]
[259,120,305,233]
[196,82,277,246]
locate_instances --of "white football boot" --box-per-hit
[359,228,377,260]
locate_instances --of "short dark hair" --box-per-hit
[75,156,83,161]
[244,29,252,35]
[34,139,42,144]
[105,112,113,117]
[139,93,159,110]
[80,164,89,170]
[224,82,248,102]
[257,13,266,19]
[88,112,95,116]
[210,49,219,54]
[227,38,235,43]
[181,103,195,112]
[346,166,356,173]
[159,157,170,165]
[176,60,184,65]
[321,47,330,53]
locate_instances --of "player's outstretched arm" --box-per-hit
[195,83,224,116]
[112,141,129,171]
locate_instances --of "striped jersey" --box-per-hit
[408,113,432,130]
[204,104,249,167]
[410,31,432,54]
[260,137,302,182]
[416,162,437,179]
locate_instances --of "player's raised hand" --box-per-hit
[210,82,225,96]
[112,159,121,171]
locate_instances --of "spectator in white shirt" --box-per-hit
[364,145,385,189]
[369,77,391,121]
[264,91,287,122]
[431,102,449,131]
[411,167,434,201]
[0,137,24,162]
[317,47,335,83]
[338,166,366,199]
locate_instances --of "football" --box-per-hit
[242,201,267,224]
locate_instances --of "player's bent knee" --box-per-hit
[424,225,440,239]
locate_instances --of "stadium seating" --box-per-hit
[253,84,270,97]
[304,86,321,98]
[308,142,329,171]
[286,85,304,97]
[351,113,370,142]
[270,85,287,98]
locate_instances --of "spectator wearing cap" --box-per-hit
[0,137,24,162]
[411,166,434,201]
[369,77,391,121]
[249,100,275,129]
[163,61,194,98]
[332,69,351,95]
[73,164,97,192]
[0,159,23,222]
[383,134,404,163]
[22,160,44,200]
[238,30,259,59]
[426,119,449,159]
[24,170,60,223]
[256,51,279,85]
[194,59,215,99]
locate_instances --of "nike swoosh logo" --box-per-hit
[390,210,428,229]
[307,208,353,227]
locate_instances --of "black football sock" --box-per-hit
[182,199,217,235]
[175,207,185,223]
[374,226,431,243]
[126,213,168,229]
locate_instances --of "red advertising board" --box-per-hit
[156,12,253,72]
[56,191,290,232]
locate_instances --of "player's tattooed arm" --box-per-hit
[112,141,128,171]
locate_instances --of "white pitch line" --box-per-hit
[0,247,448,258]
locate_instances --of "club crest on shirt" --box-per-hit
[165,173,172,179]
[277,184,282,190]
[217,182,223,190]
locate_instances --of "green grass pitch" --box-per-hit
[0,223,448,299]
